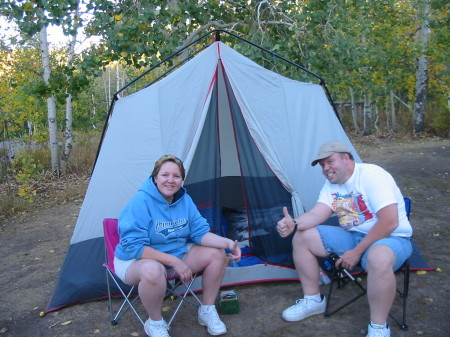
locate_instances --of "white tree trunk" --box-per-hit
[390,90,396,132]
[374,97,379,133]
[116,62,121,98]
[384,93,390,131]
[350,87,359,133]
[60,5,79,173]
[413,0,430,134]
[363,93,372,136]
[39,25,60,175]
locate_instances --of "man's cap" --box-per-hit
[311,141,351,166]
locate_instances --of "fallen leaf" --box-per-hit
[93,329,100,334]
[61,320,72,326]
[417,331,424,335]
[436,268,442,272]
[162,306,170,312]
[48,249,55,253]
[424,297,433,303]
[433,233,440,237]
[416,270,427,275]
[39,311,45,317]
[131,332,139,336]
[0,328,8,333]
[33,307,39,310]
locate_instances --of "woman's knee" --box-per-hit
[129,260,166,284]
[207,246,227,263]
[188,246,226,270]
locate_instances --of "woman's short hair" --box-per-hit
[151,155,185,180]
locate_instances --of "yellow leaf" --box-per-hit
[162,306,170,312]
[23,2,33,12]
[39,311,45,317]
[416,270,427,275]
[117,32,124,37]
[114,14,123,21]
[93,329,100,333]
[424,297,433,303]
[33,307,39,310]
[48,249,55,253]
[120,51,128,57]
[436,268,442,272]
[417,331,424,335]
[131,332,139,336]
[433,233,440,237]
[61,320,72,326]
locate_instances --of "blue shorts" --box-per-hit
[316,225,413,271]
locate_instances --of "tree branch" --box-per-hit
[180,21,243,49]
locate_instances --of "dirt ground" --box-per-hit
[1,136,449,337]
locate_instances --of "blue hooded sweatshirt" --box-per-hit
[115,177,210,261]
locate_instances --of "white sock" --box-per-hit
[304,294,322,303]
[148,317,164,324]
[201,304,214,312]
[370,322,388,329]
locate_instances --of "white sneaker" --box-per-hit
[281,296,326,321]
[144,318,170,337]
[198,306,227,336]
[366,324,390,337]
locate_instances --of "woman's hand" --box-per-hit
[227,240,241,262]
[173,259,193,283]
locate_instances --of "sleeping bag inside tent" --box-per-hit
[46,38,364,312]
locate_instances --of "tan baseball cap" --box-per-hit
[311,141,351,166]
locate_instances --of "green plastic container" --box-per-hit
[219,289,240,314]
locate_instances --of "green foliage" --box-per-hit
[1,0,449,149]
[12,148,46,202]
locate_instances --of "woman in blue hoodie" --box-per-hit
[114,155,241,337]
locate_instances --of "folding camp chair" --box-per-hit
[102,218,202,327]
[323,198,412,331]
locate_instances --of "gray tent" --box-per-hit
[46,35,360,312]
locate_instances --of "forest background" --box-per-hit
[0,0,449,214]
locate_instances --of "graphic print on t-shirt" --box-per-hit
[155,219,188,237]
[331,192,374,230]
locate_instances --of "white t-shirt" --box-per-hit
[317,163,412,237]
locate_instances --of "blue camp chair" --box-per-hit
[102,218,202,327]
[323,198,412,330]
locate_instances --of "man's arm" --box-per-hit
[336,203,399,270]
[277,202,332,238]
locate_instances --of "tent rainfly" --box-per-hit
[46,39,360,312]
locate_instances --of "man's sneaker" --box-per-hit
[366,324,390,337]
[144,318,170,337]
[281,296,326,321]
[198,306,227,335]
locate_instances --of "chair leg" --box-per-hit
[388,261,409,330]
[106,269,145,326]
[167,274,202,326]
[325,268,366,317]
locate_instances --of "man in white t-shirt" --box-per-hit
[276,140,412,337]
